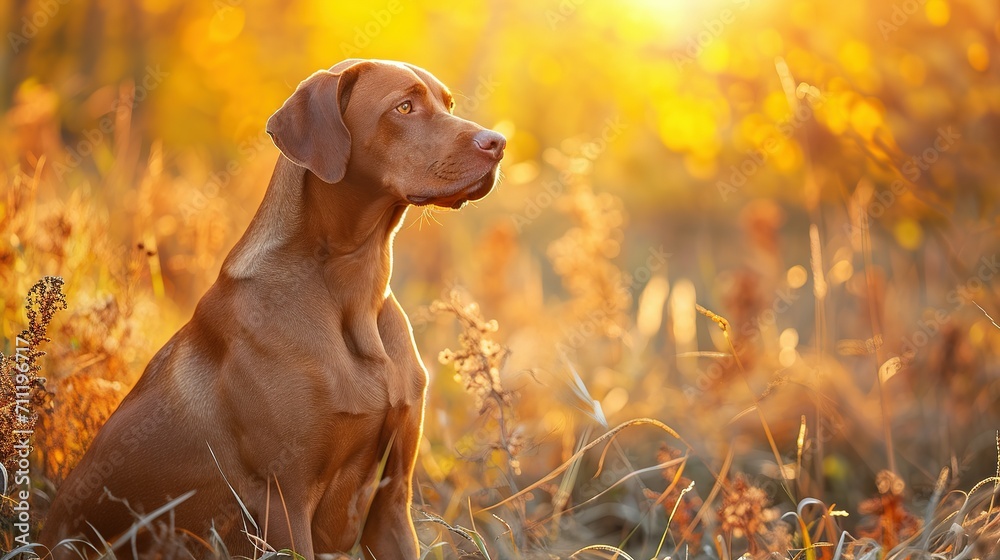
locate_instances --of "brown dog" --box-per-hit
[39,59,505,559]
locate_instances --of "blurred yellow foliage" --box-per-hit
[2,0,1000,556]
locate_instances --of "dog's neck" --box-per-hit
[299,168,407,306]
[223,156,406,315]
[221,157,411,377]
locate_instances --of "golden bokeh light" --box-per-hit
[3,0,999,556]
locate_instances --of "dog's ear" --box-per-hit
[266,64,366,184]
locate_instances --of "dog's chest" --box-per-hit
[311,305,426,415]
[320,354,422,414]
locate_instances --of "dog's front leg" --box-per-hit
[360,405,422,560]
[360,481,418,560]
[261,484,316,560]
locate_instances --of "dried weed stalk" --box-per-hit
[1,276,67,511]
[433,289,523,476]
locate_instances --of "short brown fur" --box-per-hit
[39,59,506,559]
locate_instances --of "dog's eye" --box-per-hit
[396,101,412,114]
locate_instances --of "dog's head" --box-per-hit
[267,59,505,209]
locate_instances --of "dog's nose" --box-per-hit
[473,130,506,160]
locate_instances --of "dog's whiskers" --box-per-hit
[422,207,444,227]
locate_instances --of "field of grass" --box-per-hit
[2,0,1000,558]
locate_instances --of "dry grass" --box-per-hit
[0,142,998,560]
[3,4,1000,556]
[2,135,999,559]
